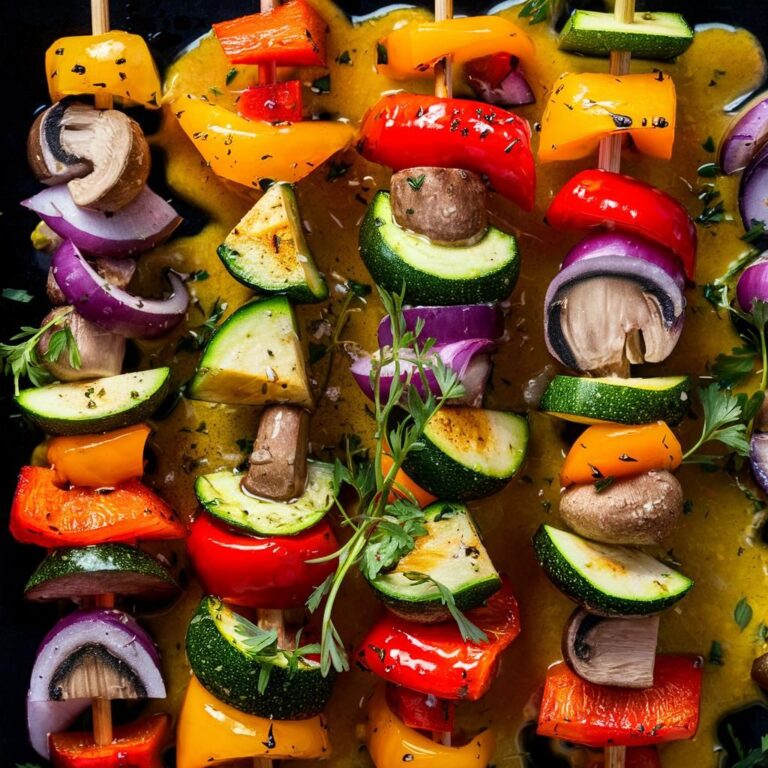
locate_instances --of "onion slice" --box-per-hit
[752,433,768,495]
[720,94,768,175]
[22,185,181,258]
[51,240,189,339]
[465,53,535,107]
[739,142,768,234]
[377,304,504,348]
[737,253,768,311]
[350,339,495,408]
[27,608,165,758]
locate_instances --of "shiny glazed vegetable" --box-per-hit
[47,423,150,487]
[358,93,535,210]
[239,80,303,122]
[385,684,455,732]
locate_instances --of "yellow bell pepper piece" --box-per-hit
[538,71,676,163]
[361,684,496,767]
[173,97,354,187]
[46,31,162,109]
[176,676,331,768]
[380,17,535,79]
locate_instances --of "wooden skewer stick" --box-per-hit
[92,593,115,746]
[596,0,636,173]
[90,0,113,110]
[433,0,454,99]
[605,745,627,768]
[259,0,278,86]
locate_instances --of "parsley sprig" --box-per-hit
[306,287,483,675]
[518,0,550,24]
[0,307,81,394]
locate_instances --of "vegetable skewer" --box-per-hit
[90,0,112,109]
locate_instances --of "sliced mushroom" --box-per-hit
[28,102,150,212]
[47,256,137,306]
[563,608,660,689]
[242,405,309,501]
[752,653,768,689]
[390,167,488,246]
[559,470,683,546]
[39,307,125,382]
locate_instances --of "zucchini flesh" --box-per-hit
[534,524,693,616]
[15,367,171,435]
[195,460,334,536]
[370,502,501,619]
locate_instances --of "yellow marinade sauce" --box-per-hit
[130,2,768,765]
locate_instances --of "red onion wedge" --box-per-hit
[739,142,768,235]
[377,304,504,348]
[51,240,189,339]
[545,254,685,376]
[465,53,535,107]
[562,232,686,294]
[751,433,768,495]
[27,608,165,758]
[350,339,495,408]
[720,94,768,175]
[22,184,182,258]
[737,253,768,311]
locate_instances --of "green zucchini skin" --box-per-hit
[533,524,693,617]
[393,408,529,501]
[370,502,501,621]
[539,375,691,426]
[24,544,178,602]
[16,367,171,436]
[186,597,335,719]
[359,191,520,305]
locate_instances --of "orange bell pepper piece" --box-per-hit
[49,713,171,768]
[379,16,535,80]
[176,675,331,768]
[46,31,162,109]
[361,684,496,766]
[381,453,437,508]
[10,466,185,547]
[538,72,676,163]
[173,97,354,187]
[213,0,328,67]
[560,422,682,487]
[47,424,150,488]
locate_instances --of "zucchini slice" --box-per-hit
[195,460,334,536]
[24,544,178,602]
[186,596,335,720]
[218,182,328,303]
[559,10,694,60]
[398,407,529,500]
[187,296,313,408]
[16,367,171,435]
[539,375,690,426]
[369,502,501,621]
[533,524,693,616]
[360,191,520,305]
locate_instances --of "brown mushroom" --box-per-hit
[39,307,125,382]
[390,167,488,245]
[752,652,768,689]
[242,405,309,501]
[47,256,137,306]
[559,470,683,546]
[28,102,150,212]
[562,608,659,688]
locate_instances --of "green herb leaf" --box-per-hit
[326,161,351,181]
[683,386,751,463]
[376,42,388,65]
[594,476,615,493]
[311,75,331,94]
[407,174,426,191]
[187,269,210,282]
[178,298,227,352]
[2,288,34,303]
[735,597,754,632]
[708,639,725,665]
[713,346,757,389]
[336,50,352,65]
[697,162,721,177]
[742,220,767,244]
[518,0,550,24]
[225,67,238,85]
[702,136,716,153]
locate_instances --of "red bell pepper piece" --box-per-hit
[239,80,303,123]
[10,466,185,547]
[385,684,456,733]
[537,656,703,748]
[213,0,327,67]
[465,53,518,90]
[357,93,535,211]
[49,713,170,768]
[186,512,338,609]
[356,577,520,700]
[545,169,697,281]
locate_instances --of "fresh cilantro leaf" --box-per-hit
[683,386,751,463]
[713,346,757,389]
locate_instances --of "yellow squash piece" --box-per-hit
[176,676,331,767]
[538,71,676,163]
[361,684,496,766]
[173,97,355,187]
[46,31,162,109]
[379,16,535,79]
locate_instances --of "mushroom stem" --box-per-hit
[90,0,113,110]
[605,745,626,768]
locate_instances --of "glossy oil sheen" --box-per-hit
[126,3,768,764]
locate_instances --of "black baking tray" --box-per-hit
[1,0,766,764]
